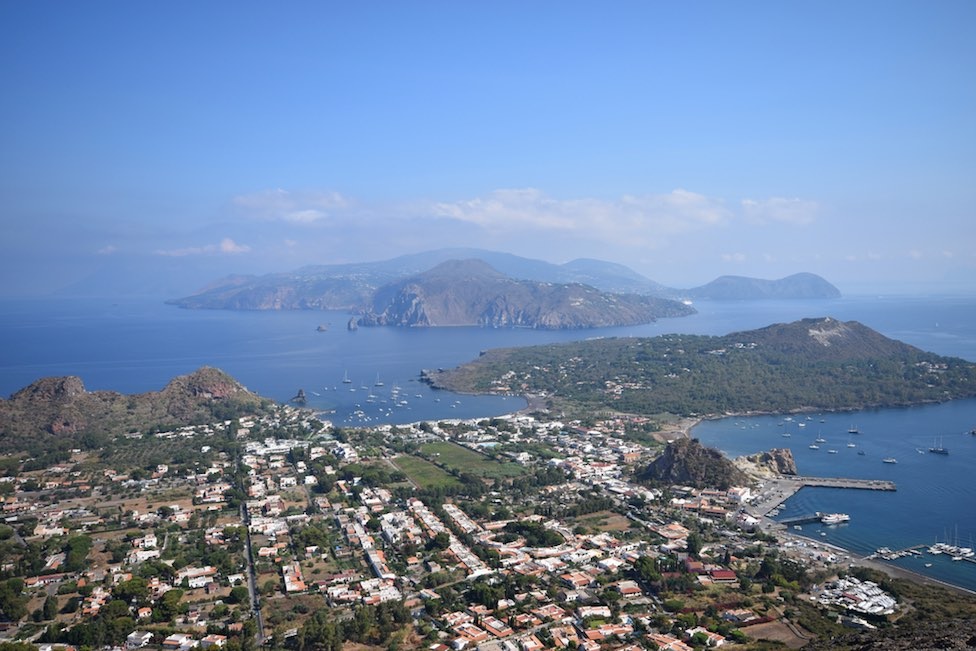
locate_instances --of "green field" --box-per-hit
[419,441,526,479]
[392,455,462,490]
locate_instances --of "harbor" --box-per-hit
[749,475,897,520]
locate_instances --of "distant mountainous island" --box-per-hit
[0,367,270,455]
[424,317,976,417]
[356,259,693,329]
[684,272,841,300]
[167,248,841,320]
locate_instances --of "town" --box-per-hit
[0,404,933,651]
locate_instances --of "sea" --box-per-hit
[1,293,975,590]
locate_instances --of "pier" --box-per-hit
[751,475,896,519]
[790,476,896,491]
[779,513,827,527]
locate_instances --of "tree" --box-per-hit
[42,595,58,621]
[429,531,450,551]
[228,586,250,605]
[154,589,185,622]
[113,577,149,605]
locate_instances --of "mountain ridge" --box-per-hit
[167,249,839,311]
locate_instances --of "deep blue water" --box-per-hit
[1,293,976,589]
[692,402,976,593]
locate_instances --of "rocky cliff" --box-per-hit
[736,448,798,477]
[357,259,694,329]
[637,438,750,490]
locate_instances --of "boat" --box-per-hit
[925,563,933,567]
[827,449,838,454]
[374,374,384,387]
[847,442,856,448]
[857,450,866,455]
[821,513,851,525]
[848,425,859,434]
[809,443,819,450]
[882,457,897,464]
[928,437,949,455]
[782,432,791,438]
[342,371,352,384]
[815,435,827,443]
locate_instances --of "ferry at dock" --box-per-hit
[821,513,851,525]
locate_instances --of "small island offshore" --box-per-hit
[1,320,975,651]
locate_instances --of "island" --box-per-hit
[356,259,694,329]
[166,248,841,313]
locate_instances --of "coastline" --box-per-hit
[856,556,976,597]
[663,411,976,598]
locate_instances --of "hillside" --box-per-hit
[357,259,694,328]
[684,272,840,300]
[0,367,270,454]
[423,317,976,416]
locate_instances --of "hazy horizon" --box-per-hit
[2,2,974,298]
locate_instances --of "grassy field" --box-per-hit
[392,455,462,490]
[419,441,526,479]
[570,510,633,533]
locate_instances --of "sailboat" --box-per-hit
[928,436,949,455]
[374,373,384,387]
[848,424,859,434]
[342,371,352,384]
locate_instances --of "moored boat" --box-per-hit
[821,513,851,525]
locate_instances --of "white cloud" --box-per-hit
[156,238,251,257]
[97,245,118,255]
[233,189,349,223]
[741,197,819,225]
[429,187,732,248]
[721,252,747,263]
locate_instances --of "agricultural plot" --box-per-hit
[570,510,633,533]
[392,456,462,490]
[419,441,526,479]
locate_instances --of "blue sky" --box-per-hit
[1,1,974,296]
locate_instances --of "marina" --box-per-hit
[750,475,897,520]
[694,398,976,593]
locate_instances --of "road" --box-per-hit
[240,502,266,644]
